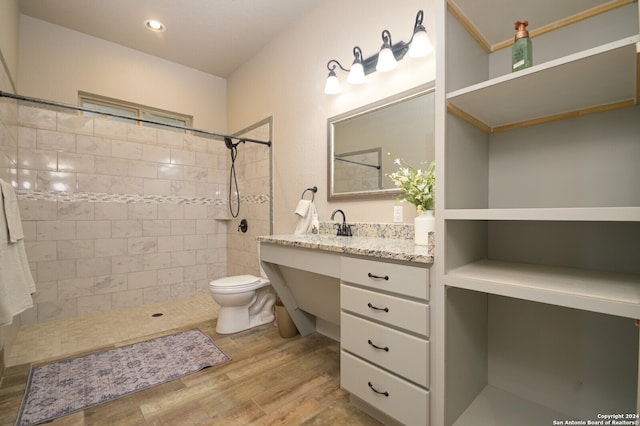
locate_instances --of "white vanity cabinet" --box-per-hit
[435,0,640,424]
[340,256,431,426]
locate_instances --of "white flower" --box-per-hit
[386,157,435,212]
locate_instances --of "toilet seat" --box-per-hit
[209,275,267,294]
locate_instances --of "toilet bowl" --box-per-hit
[209,274,276,334]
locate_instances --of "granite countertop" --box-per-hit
[257,233,434,264]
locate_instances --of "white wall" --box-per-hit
[227,0,436,233]
[0,0,19,90]
[17,16,227,132]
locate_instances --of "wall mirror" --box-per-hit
[327,81,435,201]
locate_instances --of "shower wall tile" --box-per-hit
[112,255,142,274]
[18,105,56,130]
[94,274,127,294]
[19,200,57,220]
[13,106,266,324]
[76,135,111,156]
[23,241,56,262]
[128,237,158,254]
[95,203,128,220]
[36,129,76,152]
[77,174,111,193]
[93,118,128,139]
[111,220,142,237]
[143,253,171,270]
[57,201,94,220]
[58,152,95,173]
[57,112,94,135]
[78,294,112,316]
[143,285,171,304]
[18,127,36,149]
[95,238,127,257]
[76,220,111,239]
[112,290,143,309]
[37,171,77,192]
[57,240,94,259]
[158,235,184,252]
[78,258,112,278]
[126,125,156,143]
[112,140,143,160]
[36,221,76,240]
[18,148,57,170]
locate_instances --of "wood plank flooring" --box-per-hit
[0,320,383,425]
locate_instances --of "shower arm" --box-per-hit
[0,90,271,147]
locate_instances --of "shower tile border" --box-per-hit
[16,189,270,206]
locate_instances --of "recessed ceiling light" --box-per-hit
[144,19,165,32]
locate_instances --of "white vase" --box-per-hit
[414,210,435,246]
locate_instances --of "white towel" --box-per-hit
[0,178,36,326]
[294,200,310,217]
[0,179,24,242]
[294,201,317,234]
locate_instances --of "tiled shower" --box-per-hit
[0,94,272,328]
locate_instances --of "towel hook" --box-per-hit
[301,186,318,202]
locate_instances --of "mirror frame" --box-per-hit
[327,81,436,201]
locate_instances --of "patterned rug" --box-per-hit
[16,329,230,426]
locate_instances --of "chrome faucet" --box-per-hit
[330,209,352,237]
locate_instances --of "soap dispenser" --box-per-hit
[310,214,320,235]
[512,20,532,72]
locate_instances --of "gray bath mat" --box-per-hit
[16,328,230,425]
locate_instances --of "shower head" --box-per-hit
[224,137,234,149]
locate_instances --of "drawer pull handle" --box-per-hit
[367,302,389,313]
[368,339,389,352]
[367,272,389,280]
[368,381,389,397]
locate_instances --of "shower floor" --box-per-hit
[7,293,219,367]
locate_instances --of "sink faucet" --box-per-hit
[330,209,352,236]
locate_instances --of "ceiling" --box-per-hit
[19,0,320,78]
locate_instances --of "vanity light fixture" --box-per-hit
[347,47,366,84]
[324,10,433,94]
[144,19,166,32]
[376,30,398,72]
[408,10,433,58]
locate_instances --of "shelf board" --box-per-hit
[448,0,630,51]
[452,385,571,426]
[443,207,640,221]
[444,259,640,319]
[446,35,639,131]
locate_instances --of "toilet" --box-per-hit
[209,274,276,334]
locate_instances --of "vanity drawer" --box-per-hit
[341,257,429,300]
[341,312,429,387]
[341,350,429,426]
[341,284,429,337]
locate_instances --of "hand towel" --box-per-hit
[294,201,316,234]
[0,179,24,242]
[0,178,36,326]
[294,199,310,217]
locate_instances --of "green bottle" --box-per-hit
[512,20,532,72]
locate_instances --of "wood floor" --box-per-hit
[0,320,384,425]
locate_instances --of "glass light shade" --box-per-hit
[376,47,397,72]
[347,62,365,84]
[324,72,341,94]
[408,31,433,58]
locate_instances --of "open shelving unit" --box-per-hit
[436,0,640,424]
